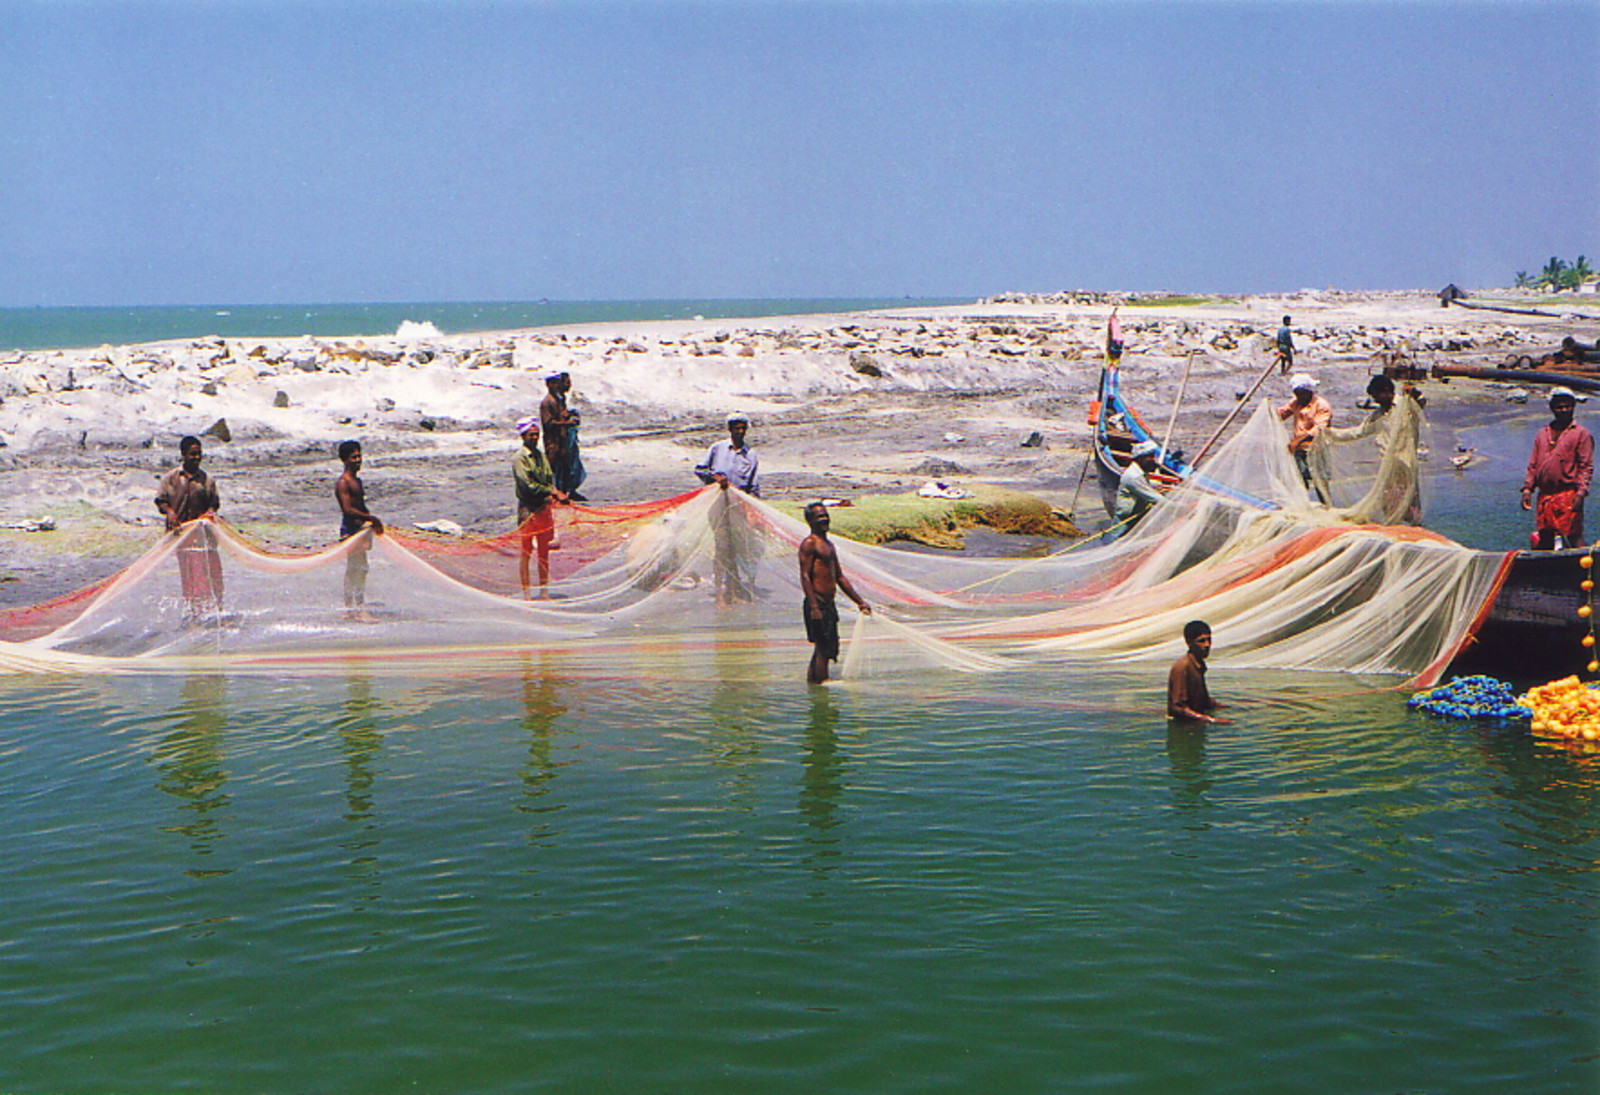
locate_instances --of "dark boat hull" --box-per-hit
[1447,548,1588,682]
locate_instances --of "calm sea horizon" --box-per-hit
[0,298,969,353]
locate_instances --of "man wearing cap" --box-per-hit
[514,416,567,598]
[695,413,761,497]
[540,372,586,502]
[1522,387,1594,550]
[1277,373,1333,503]
[695,413,761,603]
[1114,439,1164,533]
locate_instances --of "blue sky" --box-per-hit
[3,0,1595,305]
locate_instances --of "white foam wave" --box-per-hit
[396,319,443,342]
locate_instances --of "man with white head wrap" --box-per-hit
[1277,373,1333,503]
[694,413,761,603]
[1114,439,1164,532]
[514,415,566,599]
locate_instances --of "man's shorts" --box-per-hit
[804,598,840,661]
[519,504,556,550]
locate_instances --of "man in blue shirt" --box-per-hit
[695,413,761,496]
[695,413,761,603]
[1276,316,1296,375]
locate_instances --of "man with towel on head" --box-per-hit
[1278,372,1333,504]
[515,415,567,598]
[695,413,761,604]
[1115,439,1164,533]
[1522,387,1593,550]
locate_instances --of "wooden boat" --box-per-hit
[1091,361,1274,516]
[1446,547,1589,682]
[1095,359,1589,684]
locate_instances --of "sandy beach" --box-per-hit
[1,289,1594,604]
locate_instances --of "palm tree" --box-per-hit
[1539,256,1570,290]
[1567,255,1595,289]
[1514,270,1531,288]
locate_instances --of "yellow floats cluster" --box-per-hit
[1582,554,1598,674]
[1513,557,1600,746]
[1521,676,1600,741]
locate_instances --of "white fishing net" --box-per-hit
[0,394,1509,685]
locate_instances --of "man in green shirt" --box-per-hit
[514,416,567,598]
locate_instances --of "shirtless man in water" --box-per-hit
[798,501,871,684]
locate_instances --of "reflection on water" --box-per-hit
[518,652,568,846]
[336,672,383,890]
[707,641,765,806]
[1165,721,1212,815]
[1,665,1595,1094]
[800,688,846,878]
[150,675,231,869]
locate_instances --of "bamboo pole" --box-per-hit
[1160,349,1197,459]
[1189,352,1280,468]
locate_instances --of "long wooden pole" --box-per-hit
[1160,349,1197,458]
[1189,352,1280,468]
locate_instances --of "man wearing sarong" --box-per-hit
[799,502,871,685]
[695,412,761,604]
[1522,387,1593,550]
[514,416,566,598]
[155,435,223,619]
[1278,372,1333,504]
[540,371,587,502]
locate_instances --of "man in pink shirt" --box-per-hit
[1277,373,1333,504]
[1522,387,1594,550]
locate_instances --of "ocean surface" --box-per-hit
[1,657,1594,1094]
[0,299,966,353]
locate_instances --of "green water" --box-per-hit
[1,654,1594,1093]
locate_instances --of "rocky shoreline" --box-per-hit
[0,290,1592,606]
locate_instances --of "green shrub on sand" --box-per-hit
[788,484,1077,549]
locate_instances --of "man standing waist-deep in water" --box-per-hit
[798,501,871,685]
[1167,620,1230,724]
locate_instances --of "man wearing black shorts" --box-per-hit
[798,501,871,684]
